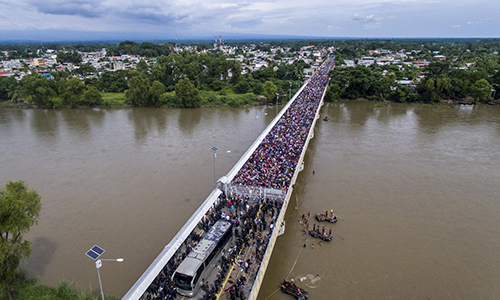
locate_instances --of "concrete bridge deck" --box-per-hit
[122,56,335,300]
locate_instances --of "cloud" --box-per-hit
[327,25,342,31]
[30,0,105,18]
[467,18,491,25]
[227,18,263,29]
[0,0,499,39]
[352,13,383,29]
[117,5,187,25]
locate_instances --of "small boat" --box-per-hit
[323,115,330,121]
[309,228,332,241]
[281,279,309,300]
[315,213,337,223]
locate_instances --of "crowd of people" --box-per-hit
[231,57,335,192]
[144,192,283,300]
[143,57,334,300]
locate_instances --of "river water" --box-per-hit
[1,102,499,299]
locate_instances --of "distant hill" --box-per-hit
[0,29,359,44]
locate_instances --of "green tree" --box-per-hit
[0,77,18,101]
[436,74,452,98]
[380,73,396,100]
[82,86,103,107]
[136,59,149,75]
[419,78,441,103]
[56,51,82,65]
[325,83,343,102]
[262,81,278,102]
[125,74,150,106]
[0,181,42,300]
[149,80,165,107]
[73,63,96,76]
[175,78,201,108]
[470,79,492,103]
[391,85,416,103]
[62,77,85,108]
[21,74,55,108]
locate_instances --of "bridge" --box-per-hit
[122,56,335,300]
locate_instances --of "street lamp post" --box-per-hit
[95,258,124,300]
[86,245,123,300]
[211,146,218,188]
[275,93,279,115]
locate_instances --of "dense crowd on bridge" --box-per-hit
[141,58,334,300]
[144,193,282,300]
[231,57,334,191]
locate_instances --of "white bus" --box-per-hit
[172,219,232,297]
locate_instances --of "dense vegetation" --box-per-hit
[1,39,499,108]
[0,47,305,108]
[0,181,41,300]
[324,39,500,103]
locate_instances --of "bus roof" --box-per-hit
[175,220,232,277]
[204,220,232,242]
[175,256,203,277]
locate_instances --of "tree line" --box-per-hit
[1,49,307,109]
[2,39,499,108]
[325,60,497,104]
[325,38,499,103]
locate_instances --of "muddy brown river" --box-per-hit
[1,102,499,299]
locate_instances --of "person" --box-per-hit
[311,244,315,248]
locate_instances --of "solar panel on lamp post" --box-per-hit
[85,245,123,300]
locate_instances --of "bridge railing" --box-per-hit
[222,183,285,202]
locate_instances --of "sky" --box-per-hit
[0,0,499,42]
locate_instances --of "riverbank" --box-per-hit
[0,90,266,109]
[3,96,499,110]
[331,97,500,107]
[0,277,120,300]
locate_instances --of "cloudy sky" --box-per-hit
[0,0,499,41]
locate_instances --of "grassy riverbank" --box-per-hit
[0,279,120,300]
[0,90,264,109]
